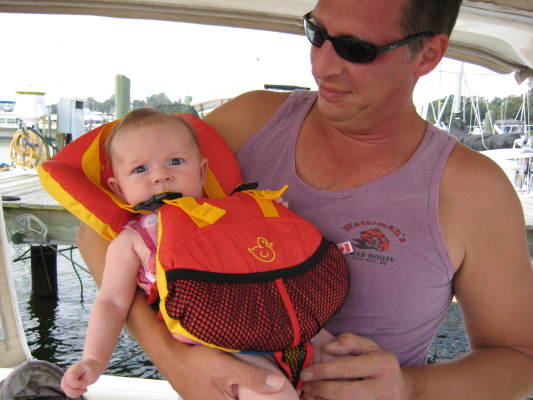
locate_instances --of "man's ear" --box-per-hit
[414,33,449,77]
[107,176,124,198]
[199,158,209,186]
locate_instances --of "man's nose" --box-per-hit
[311,40,344,78]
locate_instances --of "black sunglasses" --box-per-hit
[303,12,432,64]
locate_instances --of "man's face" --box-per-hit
[309,0,418,128]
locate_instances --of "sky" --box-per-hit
[0,12,529,108]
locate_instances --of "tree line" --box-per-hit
[49,89,531,132]
[84,92,187,114]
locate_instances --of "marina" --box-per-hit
[1,170,79,246]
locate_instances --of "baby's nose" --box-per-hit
[153,172,172,183]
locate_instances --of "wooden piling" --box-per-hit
[30,245,58,297]
[115,74,131,119]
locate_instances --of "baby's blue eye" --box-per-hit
[133,165,148,174]
[170,158,184,165]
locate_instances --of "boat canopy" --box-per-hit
[0,0,532,82]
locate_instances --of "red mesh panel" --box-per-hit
[164,242,349,352]
[166,279,295,352]
[284,243,350,343]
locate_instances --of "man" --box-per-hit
[78,0,533,398]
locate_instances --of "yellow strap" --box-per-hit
[242,185,288,218]
[164,197,226,227]
[81,135,103,186]
[203,163,228,199]
[118,203,141,213]
[81,121,118,187]
[81,121,128,209]
[122,185,286,221]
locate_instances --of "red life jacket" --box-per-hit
[155,189,350,386]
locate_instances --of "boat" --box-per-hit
[0,101,18,128]
[0,0,532,398]
[0,101,19,138]
[494,119,528,135]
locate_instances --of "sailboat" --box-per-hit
[436,62,530,151]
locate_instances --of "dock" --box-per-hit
[0,169,79,245]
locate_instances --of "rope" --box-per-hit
[9,127,50,168]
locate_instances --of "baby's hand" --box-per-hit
[275,196,289,208]
[61,360,102,398]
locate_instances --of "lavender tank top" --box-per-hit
[237,90,456,366]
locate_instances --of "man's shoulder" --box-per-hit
[203,90,291,153]
[446,142,508,181]
[205,90,290,125]
[443,142,520,210]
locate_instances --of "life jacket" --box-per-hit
[37,113,242,241]
[155,188,350,387]
[37,114,350,387]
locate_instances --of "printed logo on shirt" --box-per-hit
[339,220,406,266]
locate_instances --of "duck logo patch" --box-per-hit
[249,237,276,262]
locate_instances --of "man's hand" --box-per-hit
[300,333,406,400]
[170,344,286,399]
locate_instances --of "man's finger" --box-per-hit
[231,357,285,393]
[301,349,397,382]
[323,333,382,357]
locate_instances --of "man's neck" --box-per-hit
[295,107,428,190]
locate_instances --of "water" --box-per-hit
[8,242,162,379]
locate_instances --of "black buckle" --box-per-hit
[231,182,258,195]
[133,192,183,211]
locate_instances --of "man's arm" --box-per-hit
[77,224,286,399]
[403,146,533,399]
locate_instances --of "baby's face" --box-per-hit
[107,121,207,205]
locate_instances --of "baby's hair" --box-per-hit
[105,108,200,160]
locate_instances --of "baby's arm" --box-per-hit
[61,229,143,397]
